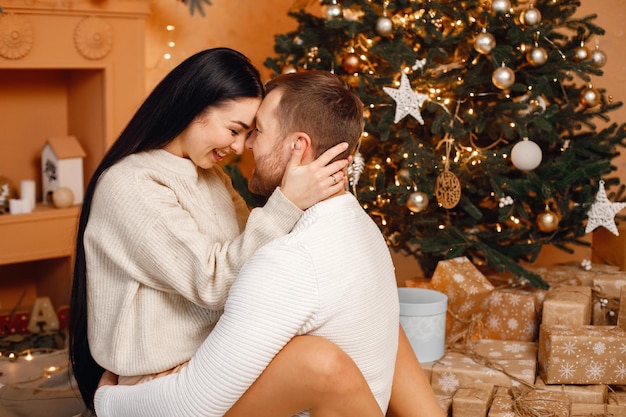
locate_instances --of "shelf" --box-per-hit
[0,205,80,265]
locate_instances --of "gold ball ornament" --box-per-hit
[580,86,601,108]
[492,65,515,89]
[325,3,343,20]
[375,16,394,37]
[491,0,511,14]
[537,209,560,232]
[572,44,590,62]
[341,52,361,73]
[52,187,74,209]
[520,6,542,26]
[474,32,496,54]
[527,46,548,66]
[591,49,607,68]
[406,191,429,213]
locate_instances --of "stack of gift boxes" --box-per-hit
[405,256,626,416]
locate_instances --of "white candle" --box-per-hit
[20,179,36,210]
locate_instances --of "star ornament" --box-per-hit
[383,72,429,125]
[585,180,626,236]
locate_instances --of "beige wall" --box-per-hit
[143,0,626,282]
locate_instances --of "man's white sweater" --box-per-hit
[95,193,400,417]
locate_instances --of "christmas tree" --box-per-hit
[256,0,626,288]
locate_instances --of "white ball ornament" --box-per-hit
[491,0,511,13]
[52,187,74,208]
[492,65,515,89]
[511,140,542,171]
[375,16,394,37]
[474,32,496,54]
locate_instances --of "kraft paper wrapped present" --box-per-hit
[452,382,494,417]
[570,402,626,416]
[538,324,626,384]
[487,387,514,417]
[592,272,626,325]
[423,339,537,396]
[541,286,592,326]
[430,257,494,342]
[481,288,540,342]
[488,387,570,417]
[534,376,607,404]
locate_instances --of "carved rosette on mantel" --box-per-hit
[0,13,34,60]
[74,16,113,60]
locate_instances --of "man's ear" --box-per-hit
[291,132,314,163]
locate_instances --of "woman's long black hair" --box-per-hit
[68,47,264,411]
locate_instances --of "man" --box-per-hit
[94,70,442,417]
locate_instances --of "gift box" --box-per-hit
[592,224,626,270]
[430,257,494,342]
[541,286,592,326]
[511,388,569,417]
[570,402,626,416]
[487,387,514,417]
[538,324,626,384]
[541,262,619,287]
[452,382,494,417]
[534,376,607,404]
[423,339,537,396]
[592,272,626,325]
[481,288,540,342]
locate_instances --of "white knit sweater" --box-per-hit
[94,193,400,417]
[85,149,303,377]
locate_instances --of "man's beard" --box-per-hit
[248,149,287,198]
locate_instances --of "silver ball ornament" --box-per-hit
[474,32,496,54]
[580,86,601,107]
[375,16,394,37]
[573,45,590,62]
[492,65,515,89]
[406,191,429,213]
[520,7,542,26]
[591,49,607,68]
[326,4,343,20]
[491,0,511,13]
[527,46,548,66]
[511,140,542,171]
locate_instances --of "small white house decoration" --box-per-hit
[41,136,86,205]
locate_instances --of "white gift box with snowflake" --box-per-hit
[538,324,626,384]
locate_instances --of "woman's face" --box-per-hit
[165,97,261,169]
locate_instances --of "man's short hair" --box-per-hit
[265,70,364,160]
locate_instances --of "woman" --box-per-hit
[68,47,354,413]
